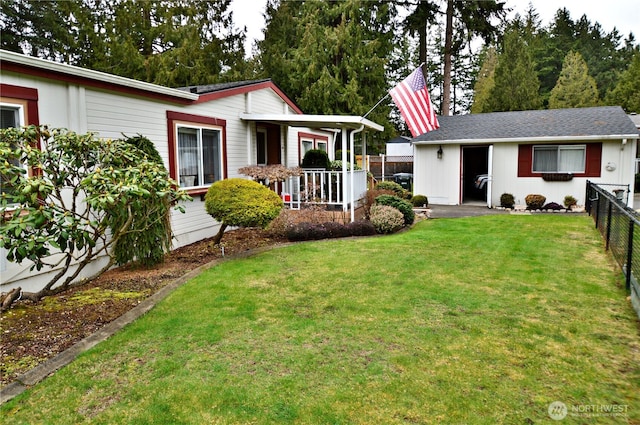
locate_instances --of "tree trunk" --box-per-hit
[212,223,228,246]
[418,20,427,65]
[441,0,454,116]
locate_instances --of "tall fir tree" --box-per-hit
[605,52,640,113]
[488,27,542,112]
[257,0,397,148]
[470,46,497,113]
[0,0,250,87]
[548,51,599,109]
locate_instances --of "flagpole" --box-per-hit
[363,93,390,118]
[366,63,426,119]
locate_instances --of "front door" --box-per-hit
[257,124,281,165]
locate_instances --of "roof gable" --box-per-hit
[413,106,639,143]
[180,80,302,114]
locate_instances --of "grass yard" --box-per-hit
[2,215,639,424]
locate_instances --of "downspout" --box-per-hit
[350,125,365,222]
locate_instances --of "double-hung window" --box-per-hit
[532,145,586,173]
[176,125,222,188]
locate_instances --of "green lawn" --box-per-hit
[2,215,639,424]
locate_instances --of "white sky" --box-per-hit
[230,0,640,56]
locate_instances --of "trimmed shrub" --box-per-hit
[370,205,405,234]
[500,193,515,208]
[411,194,428,207]
[542,202,564,211]
[301,149,330,169]
[375,194,415,226]
[346,220,377,236]
[205,178,283,244]
[364,189,395,219]
[525,194,546,210]
[564,195,577,208]
[286,222,327,241]
[374,181,405,197]
[323,221,350,238]
[112,133,171,266]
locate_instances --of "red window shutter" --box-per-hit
[518,145,533,177]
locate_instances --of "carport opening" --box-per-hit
[462,146,489,204]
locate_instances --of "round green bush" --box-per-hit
[411,194,428,207]
[370,205,405,234]
[375,194,415,226]
[301,149,330,169]
[205,178,283,229]
[500,193,515,208]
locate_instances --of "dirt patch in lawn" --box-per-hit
[0,228,287,388]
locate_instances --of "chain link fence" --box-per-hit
[586,181,640,318]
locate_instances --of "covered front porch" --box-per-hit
[239,113,384,222]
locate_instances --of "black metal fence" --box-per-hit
[585,181,640,318]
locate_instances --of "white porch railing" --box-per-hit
[281,169,368,210]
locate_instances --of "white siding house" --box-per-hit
[412,107,640,208]
[0,50,382,292]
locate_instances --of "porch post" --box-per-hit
[342,127,348,212]
[350,125,364,222]
[487,144,493,208]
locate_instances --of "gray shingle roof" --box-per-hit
[413,106,639,142]
[177,79,272,94]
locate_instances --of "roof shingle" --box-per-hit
[413,106,638,142]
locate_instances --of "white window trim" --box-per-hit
[532,144,586,173]
[175,123,223,189]
[1,102,25,127]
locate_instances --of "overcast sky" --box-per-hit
[230,0,639,56]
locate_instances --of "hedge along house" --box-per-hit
[0,49,383,293]
[412,106,640,208]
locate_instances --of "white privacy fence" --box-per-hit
[280,169,368,210]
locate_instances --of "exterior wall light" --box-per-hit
[437,145,443,159]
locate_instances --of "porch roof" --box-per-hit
[239,113,384,132]
[412,106,639,145]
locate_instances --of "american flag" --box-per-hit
[389,65,439,137]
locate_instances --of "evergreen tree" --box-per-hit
[605,52,640,113]
[548,51,599,109]
[258,0,397,148]
[470,46,497,113]
[0,0,250,87]
[488,28,542,111]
